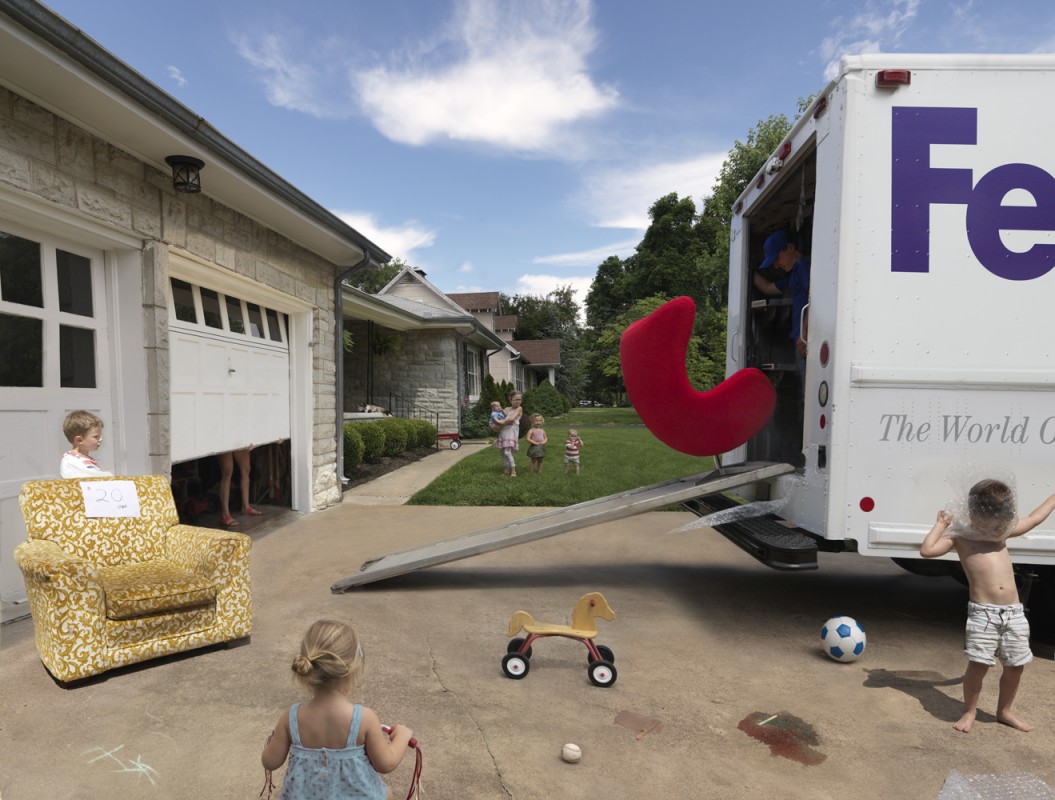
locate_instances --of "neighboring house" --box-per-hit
[446,293,561,393]
[0,1,389,617]
[510,339,560,388]
[341,268,506,434]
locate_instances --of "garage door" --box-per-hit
[0,222,110,606]
[169,277,290,462]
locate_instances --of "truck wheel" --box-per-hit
[1025,566,1055,650]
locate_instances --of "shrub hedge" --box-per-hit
[353,422,386,463]
[408,417,438,448]
[375,416,409,457]
[343,424,365,473]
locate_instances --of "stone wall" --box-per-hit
[343,324,461,433]
[0,86,342,510]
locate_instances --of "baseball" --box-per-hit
[561,743,582,763]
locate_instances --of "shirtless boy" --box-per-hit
[920,479,1055,733]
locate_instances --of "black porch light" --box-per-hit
[165,155,205,193]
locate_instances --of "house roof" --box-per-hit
[493,315,518,332]
[512,339,561,366]
[0,0,389,267]
[379,268,469,316]
[342,283,507,351]
[447,292,501,313]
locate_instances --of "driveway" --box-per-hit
[2,452,1053,798]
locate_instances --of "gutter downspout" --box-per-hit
[336,248,380,484]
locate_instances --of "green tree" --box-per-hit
[699,112,793,288]
[584,255,628,331]
[500,287,584,400]
[346,258,405,293]
[624,193,706,302]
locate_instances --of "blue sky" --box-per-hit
[42,0,1055,307]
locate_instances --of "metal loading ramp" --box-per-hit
[331,462,793,591]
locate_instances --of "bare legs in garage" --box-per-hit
[218,446,260,526]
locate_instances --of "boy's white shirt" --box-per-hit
[60,450,113,479]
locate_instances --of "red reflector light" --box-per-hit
[755,173,765,189]
[819,341,830,367]
[820,414,826,429]
[812,95,828,118]
[876,69,911,88]
[734,200,743,215]
[860,497,875,512]
[777,141,792,160]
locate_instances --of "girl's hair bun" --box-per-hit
[292,653,314,676]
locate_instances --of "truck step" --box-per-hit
[682,493,819,571]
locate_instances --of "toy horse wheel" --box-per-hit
[502,653,530,680]
[587,644,614,664]
[507,638,533,658]
[588,659,617,687]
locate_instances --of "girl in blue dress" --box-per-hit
[262,619,414,799]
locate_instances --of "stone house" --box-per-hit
[342,268,506,435]
[341,269,563,436]
[0,1,389,616]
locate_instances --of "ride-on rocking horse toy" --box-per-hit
[502,592,618,687]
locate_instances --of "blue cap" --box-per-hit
[757,230,788,271]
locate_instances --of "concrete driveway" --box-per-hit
[2,448,1054,799]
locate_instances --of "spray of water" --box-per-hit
[940,464,1019,542]
[670,498,789,534]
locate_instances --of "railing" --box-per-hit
[384,392,443,448]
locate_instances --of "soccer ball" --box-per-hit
[821,616,866,662]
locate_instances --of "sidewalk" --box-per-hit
[2,455,1055,798]
[342,440,485,505]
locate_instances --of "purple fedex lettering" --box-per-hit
[891,106,1055,281]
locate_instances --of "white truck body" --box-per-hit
[726,54,1055,569]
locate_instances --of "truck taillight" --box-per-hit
[876,69,911,88]
[755,173,765,189]
[819,341,830,367]
[812,95,828,118]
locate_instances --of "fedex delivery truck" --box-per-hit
[720,54,1055,635]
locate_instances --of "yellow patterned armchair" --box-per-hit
[16,475,252,682]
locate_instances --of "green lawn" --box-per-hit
[408,409,713,507]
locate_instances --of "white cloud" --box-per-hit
[333,211,438,262]
[458,261,474,273]
[354,0,618,153]
[820,0,922,80]
[532,238,638,267]
[581,153,727,231]
[232,32,348,118]
[166,65,187,88]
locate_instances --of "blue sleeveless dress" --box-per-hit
[280,703,387,799]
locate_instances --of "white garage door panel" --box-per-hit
[170,326,289,462]
[196,392,225,454]
[227,347,250,388]
[171,393,195,459]
[171,334,200,381]
[201,342,228,386]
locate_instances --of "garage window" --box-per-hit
[169,279,286,342]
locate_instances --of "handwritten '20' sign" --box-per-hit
[80,480,142,518]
